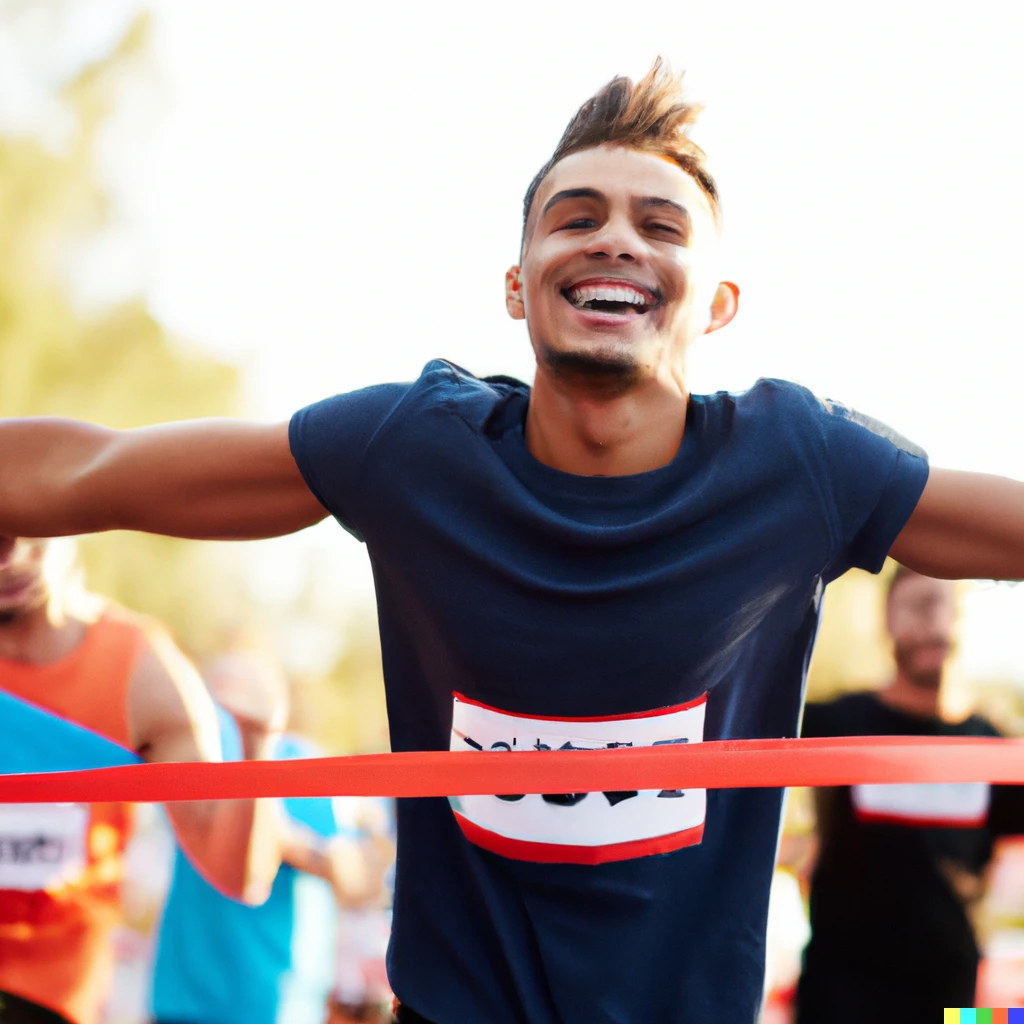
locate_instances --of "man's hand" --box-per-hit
[325,833,396,909]
[281,822,396,909]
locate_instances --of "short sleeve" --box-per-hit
[289,382,411,540]
[812,395,930,580]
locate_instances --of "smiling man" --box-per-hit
[2,59,1024,1024]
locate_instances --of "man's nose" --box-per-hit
[585,217,644,263]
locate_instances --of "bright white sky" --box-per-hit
[10,0,1024,681]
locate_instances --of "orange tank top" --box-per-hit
[0,606,150,1024]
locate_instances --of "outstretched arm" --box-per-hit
[889,468,1024,580]
[0,418,327,540]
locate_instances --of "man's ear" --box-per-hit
[505,267,525,320]
[703,281,739,335]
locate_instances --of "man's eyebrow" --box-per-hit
[638,196,692,241]
[638,196,691,221]
[542,188,604,216]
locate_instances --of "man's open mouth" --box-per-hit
[561,281,658,316]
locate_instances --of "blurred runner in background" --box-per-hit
[796,567,1024,1022]
[0,537,285,1024]
[150,651,394,1024]
[328,797,396,1024]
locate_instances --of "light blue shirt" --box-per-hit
[150,724,342,1024]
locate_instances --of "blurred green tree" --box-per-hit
[0,8,243,654]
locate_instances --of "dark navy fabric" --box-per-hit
[288,360,929,1024]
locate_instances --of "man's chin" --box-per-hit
[0,588,47,624]
[905,662,946,690]
[536,339,646,391]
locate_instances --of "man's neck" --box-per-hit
[0,597,88,665]
[526,369,689,477]
[876,669,942,720]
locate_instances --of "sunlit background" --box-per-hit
[5,1,1024,1018]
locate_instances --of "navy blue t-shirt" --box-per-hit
[289,360,929,1024]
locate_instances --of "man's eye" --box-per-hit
[562,218,596,230]
[649,222,681,236]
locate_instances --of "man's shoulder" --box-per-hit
[958,713,1002,738]
[417,359,530,427]
[297,359,526,436]
[95,599,165,642]
[712,379,927,460]
[801,690,881,737]
[698,378,830,433]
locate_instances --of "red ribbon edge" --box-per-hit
[1,736,1023,803]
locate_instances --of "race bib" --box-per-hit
[851,782,991,828]
[449,691,707,864]
[0,803,89,891]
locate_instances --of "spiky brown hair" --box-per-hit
[522,57,719,248]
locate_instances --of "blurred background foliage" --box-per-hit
[0,3,387,755]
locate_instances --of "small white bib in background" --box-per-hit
[851,782,991,828]
[0,803,89,891]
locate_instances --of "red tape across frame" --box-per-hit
[1,736,1023,803]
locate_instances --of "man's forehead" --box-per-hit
[536,145,710,214]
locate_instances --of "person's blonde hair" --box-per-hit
[522,57,719,244]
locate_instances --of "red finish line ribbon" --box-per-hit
[1,736,1023,803]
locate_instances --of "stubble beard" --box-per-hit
[0,586,48,627]
[536,339,644,398]
[895,645,946,692]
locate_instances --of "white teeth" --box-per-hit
[566,283,650,308]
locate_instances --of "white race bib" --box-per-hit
[0,803,89,891]
[449,691,707,864]
[851,782,991,828]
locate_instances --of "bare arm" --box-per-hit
[281,825,395,909]
[0,418,327,540]
[890,467,1024,580]
[127,630,284,903]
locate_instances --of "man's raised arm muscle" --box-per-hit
[891,467,1024,581]
[0,418,328,540]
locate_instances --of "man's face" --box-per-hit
[511,145,727,386]
[0,537,51,620]
[886,574,958,687]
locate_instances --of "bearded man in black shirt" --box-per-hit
[797,566,1024,1022]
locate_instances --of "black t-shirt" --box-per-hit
[288,362,929,1024]
[797,691,1024,1019]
